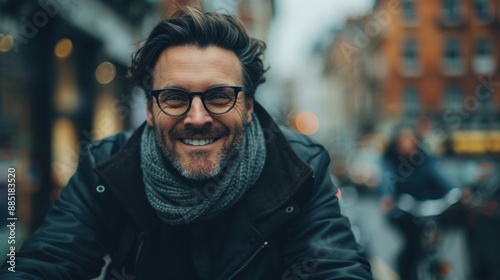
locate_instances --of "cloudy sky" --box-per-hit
[267,0,374,78]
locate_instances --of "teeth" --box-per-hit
[183,138,215,146]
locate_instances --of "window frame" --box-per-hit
[441,0,464,25]
[442,37,466,76]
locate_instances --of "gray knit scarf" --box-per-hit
[141,114,266,225]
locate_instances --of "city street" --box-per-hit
[1,0,499,278]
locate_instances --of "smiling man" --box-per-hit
[148,46,252,181]
[1,6,372,280]
[141,44,265,225]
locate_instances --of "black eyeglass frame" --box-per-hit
[148,85,249,117]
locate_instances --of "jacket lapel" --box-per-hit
[245,102,314,220]
[94,123,159,232]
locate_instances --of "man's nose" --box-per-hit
[183,96,213,128]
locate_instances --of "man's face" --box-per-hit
[146,45,254,180]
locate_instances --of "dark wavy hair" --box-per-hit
[128,6,267,99]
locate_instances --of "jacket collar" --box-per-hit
[245,103,313,220]
[93,122,158,231]
[94,102,313,231]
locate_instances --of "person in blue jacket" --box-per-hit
[379,125,452,280]
[1,6,372,280]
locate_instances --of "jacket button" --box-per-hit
[96,185,106,193]
[285,206,294,213]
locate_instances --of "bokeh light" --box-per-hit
[295,111,319,135]
[51,117,78,187]
[54,38,73,59]
[95,61,116,84]
[0,34,14,52]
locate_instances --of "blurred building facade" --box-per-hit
[0,0,163,234]
[325,0,500,160]
[0,0,273,236]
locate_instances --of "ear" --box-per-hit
[245,97,254,124]
[146,99,154,127]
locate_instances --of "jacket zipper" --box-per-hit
[226,241,269,280]
[134,239,145,274]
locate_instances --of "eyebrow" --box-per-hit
[153,84,233,91]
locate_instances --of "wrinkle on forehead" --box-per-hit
[152,45,243,91]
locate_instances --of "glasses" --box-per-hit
[148,86,248,117]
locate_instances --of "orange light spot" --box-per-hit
[95,62,116,84]
[295,111,319,135]
[55,38,73,59]
[0,34,14,52]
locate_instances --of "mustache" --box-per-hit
[170,124,229,139]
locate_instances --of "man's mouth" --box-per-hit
[181,138,217,146]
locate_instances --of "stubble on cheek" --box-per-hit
[150,110,248,180]
[153,124,224,179]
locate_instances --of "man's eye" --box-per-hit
[167,95,185,101]
[206,88,234,100]
[207,93,230,100]
[159,92,188,103]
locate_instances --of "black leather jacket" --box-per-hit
[1,103,372,279]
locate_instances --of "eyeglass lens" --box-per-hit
[157,87,238,116]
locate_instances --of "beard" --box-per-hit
[152,114,247,181]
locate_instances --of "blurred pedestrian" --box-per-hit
[379,125,453,280]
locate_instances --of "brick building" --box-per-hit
[326,0,500,155]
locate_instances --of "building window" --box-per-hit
[402,38,420,74]
[473,38,495,74]
[476,85,494,112]
[404,86,419,114]
[402,0,417,23]
[445,85,462,108]
[442,0,462,24]
[474,0,492,22]
[443,38,464,75]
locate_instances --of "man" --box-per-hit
[1,7,372,279]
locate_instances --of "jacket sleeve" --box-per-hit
[0,148,111,279]
[428,158,454,196]
[281,147,373,279]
